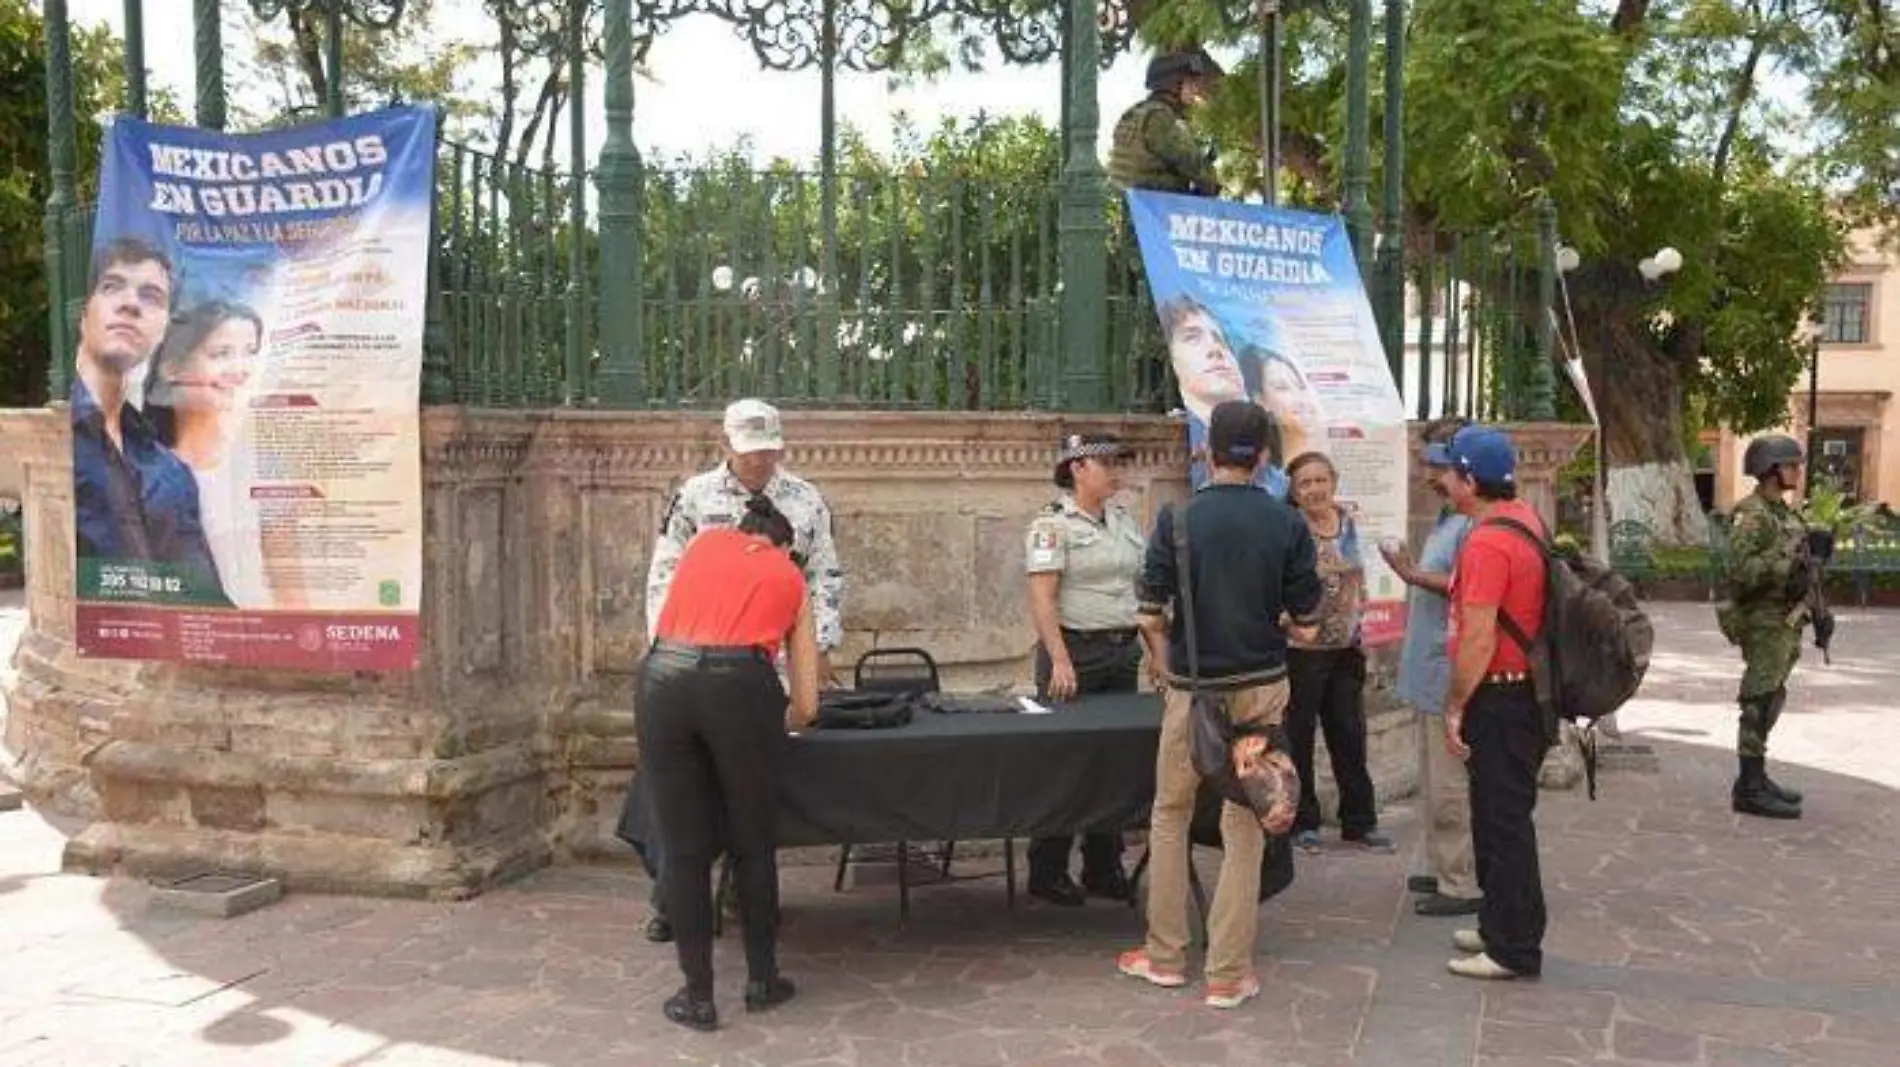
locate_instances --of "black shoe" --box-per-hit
[1733,756,1801,820]
[744,975,797,1013]
[1407,875,1439,895]
[663,988,719,1032]
[1028,874,1086,907]
[1763,772,1803,805]
[1081,869,1133,902]
[645,914,674,943]
[1414,892,1483,917]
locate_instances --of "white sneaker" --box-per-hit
[1448,952,1523,980]
[1452,928,1484,955]
[1203,974,1261,1009]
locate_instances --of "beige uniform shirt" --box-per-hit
[1025,495,1145,632]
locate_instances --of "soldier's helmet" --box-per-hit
[1146,47,1225,92]
[1743,434,1805,479]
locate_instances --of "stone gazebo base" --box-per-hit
[0,407,1587,898]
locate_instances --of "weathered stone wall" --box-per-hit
[0,405,1586,898]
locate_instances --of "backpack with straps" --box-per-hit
[1482,516,1655,799]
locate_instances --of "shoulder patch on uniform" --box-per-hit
[1031,528,1060,551]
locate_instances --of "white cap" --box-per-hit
[722,398,785,454]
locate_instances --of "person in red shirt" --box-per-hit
[1434,424,1550,982]
[640,494,821,1031]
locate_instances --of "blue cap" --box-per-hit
[1441,425,1517,484]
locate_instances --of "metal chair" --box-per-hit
[831,648,993,916]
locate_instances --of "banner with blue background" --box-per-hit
[1127,190,1410,645]
[72,105,435,670]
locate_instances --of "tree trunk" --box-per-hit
[1573,282,1711,546]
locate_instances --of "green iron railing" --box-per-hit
[45,135,1558,421]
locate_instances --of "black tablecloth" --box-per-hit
[616,692,1162,850]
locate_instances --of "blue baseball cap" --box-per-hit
[1428,425,1517,484]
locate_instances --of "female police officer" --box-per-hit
[1023,433,1148,905]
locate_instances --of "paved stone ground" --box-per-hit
[4,593,1900,1066]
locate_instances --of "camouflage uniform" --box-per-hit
[646,464,845,651]
[1717,493,1808,757]
[1107,95,1218,197]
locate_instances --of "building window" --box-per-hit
[1820,282,1873,344]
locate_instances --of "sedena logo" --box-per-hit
[326,624,403,643]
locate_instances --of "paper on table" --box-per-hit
[1018,697,1055,715]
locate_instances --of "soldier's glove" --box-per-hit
[1805,527,1836,566]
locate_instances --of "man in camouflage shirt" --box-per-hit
[1108,48,1223,196]
[646,398,846,664]
[1717,434,1813,820]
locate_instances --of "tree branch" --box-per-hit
[289,11,328,111]
[1610,0,1652,37]
[1711,0,1775,185]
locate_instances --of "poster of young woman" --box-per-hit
[70,105,435,671]
[1126,190,1411,645]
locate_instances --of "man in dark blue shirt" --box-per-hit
[71,238,227,605]
[1118,400,1322,1010]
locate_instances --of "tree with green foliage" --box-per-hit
[0,0,137,407]
[231,0,487,136]
[1138,0,1896,544]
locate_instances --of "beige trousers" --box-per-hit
[1143,680,1288,984]
[1418,709,1479,900]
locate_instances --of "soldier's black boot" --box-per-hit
[1732,756,1801,819]
[1759,690,1803,805]
[1762,767,1804,806]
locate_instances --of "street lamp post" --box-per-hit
[1802,319,1823,493]
[248,0,408,118]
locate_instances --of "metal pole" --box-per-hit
[1807,338,1821,492]
[1527,196,1558,420]
[1056,0,1109,410]
[194,0,226,129]
[1259,1,1280,206]
[44,0,79,400]
[325,1,345,117]
[1378,0,1405,385]
[818,0,840,396]
[564,0,587,403]
[122,0,148,118]
[1343,0,1374,270]
[595,0,646,404]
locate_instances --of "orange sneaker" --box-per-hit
[1203,973,1261,1009]
[1115,949,1187,988]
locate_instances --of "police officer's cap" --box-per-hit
[1146,47,1224,92]
[1055,433,1126,487]
[1743,434,1804,479]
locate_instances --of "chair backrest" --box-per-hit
[854,647,941,696]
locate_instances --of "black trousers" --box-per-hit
[1286,646,1378,838]
[637,646,786,997]
[1463,680,1549,976]
[1028,628,1141,883]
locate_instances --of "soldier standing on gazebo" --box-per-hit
[1110,47,1226,410]
[1107,48,1225,197]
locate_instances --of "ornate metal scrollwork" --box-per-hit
[631,0,1135,72]
[248,0,408,29]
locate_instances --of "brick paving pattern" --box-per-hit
[3,594,1899,1066]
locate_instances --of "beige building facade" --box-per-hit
[1712,226,1896,510]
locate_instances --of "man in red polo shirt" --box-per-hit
[1433,425,1549,981]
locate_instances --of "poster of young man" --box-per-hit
[71,105,436,671]
[1126,190,1411,644]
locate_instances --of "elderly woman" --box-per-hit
[1283,452,1392,853]
[1023,433,1149,906]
